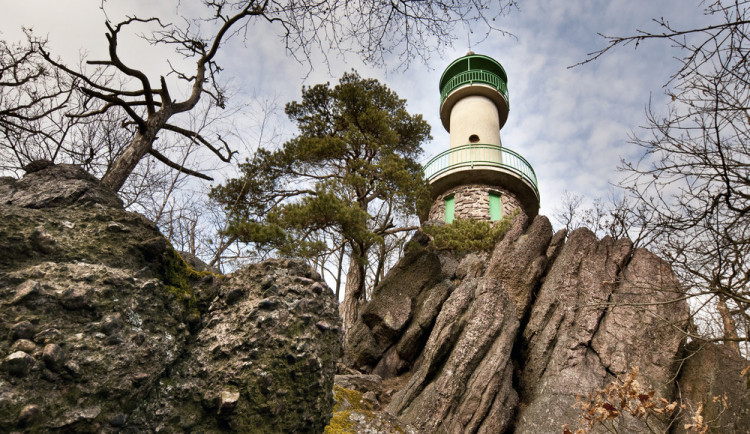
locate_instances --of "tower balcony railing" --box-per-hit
[439,70,510,108]
[423,144,539,200]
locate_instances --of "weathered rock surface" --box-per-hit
[674,341,750,433]
[6,163,746,433]
[327,382,414,434]
[0,164,342,432]
[385,214,552,433]
[129,259,341,432]
[345,213,745,433]
[344,232,446,377]
[0,163,122,209]
[516,230,689,433]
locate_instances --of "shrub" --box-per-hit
[422,210,518,254]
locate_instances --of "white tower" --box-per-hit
[424,53,539,223]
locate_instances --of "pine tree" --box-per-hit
[212,71,431,332]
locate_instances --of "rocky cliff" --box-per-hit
[0,164,342,432]
[344,213,750,433]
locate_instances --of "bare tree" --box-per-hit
[552,191,641,243]
[585,0,750,354]
[0,33,147,182]
[206,96,286,270]
[26,0,517,193]
[0,36,79,175]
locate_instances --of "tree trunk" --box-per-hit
[209,233,238,268]
[101,131,155,193]
[717,294,741,354]
[101,107,172,193]
[335,245,344,300]
[373,243,385,291]
[340,251,366,335]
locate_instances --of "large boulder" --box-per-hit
[385,214,554,433]
[386,268,520,433]
[0,163,122,209]
[129,259,341,432]
[0,164,342,432]
[341,215,548,432]
[344,232,452,377]
[515,229,690,433]
[0,164,197,432]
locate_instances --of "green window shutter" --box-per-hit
[445,194,455,223]
[489,191,502,221]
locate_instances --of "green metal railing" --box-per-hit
[423,144,539,200]
[439,70,509,107]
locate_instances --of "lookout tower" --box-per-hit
[423,52,540,223]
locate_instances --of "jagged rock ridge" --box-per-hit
[345,213,749,433]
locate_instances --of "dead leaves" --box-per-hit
[563,367,727,434]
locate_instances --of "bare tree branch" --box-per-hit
[148,148,213,180]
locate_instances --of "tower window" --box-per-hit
[489,191,502,221]
[469,134,480,143]
[445,194,455,223]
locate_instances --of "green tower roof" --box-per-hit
[439,53,510,131]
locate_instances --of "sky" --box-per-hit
[0,0,715,222]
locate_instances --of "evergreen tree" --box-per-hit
[212,71,431,332]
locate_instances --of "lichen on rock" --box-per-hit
[127,259,342,432]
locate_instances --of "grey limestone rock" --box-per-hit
[335,374,384,395]
[483,213,552,319]
[0,163,122,209]
[385,215,553,433]
[345,232,446,375]
[0,164,343,433]
[515,230,691,433]
[514,229,635,432]
[128,259,342,433]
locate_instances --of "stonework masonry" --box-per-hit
[427,183,522,222]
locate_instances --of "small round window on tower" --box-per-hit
[469,134,480,143]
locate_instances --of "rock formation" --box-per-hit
[0,164,342,432]
[127,260,341,432]
[344,213,749,433]
[2,163,746,433]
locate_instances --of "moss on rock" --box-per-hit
[325,385,407,433]
[0,165,341,433]
[128,259,342,433]
[159,246,220,316]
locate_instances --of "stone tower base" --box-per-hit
[427,184,522,223]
